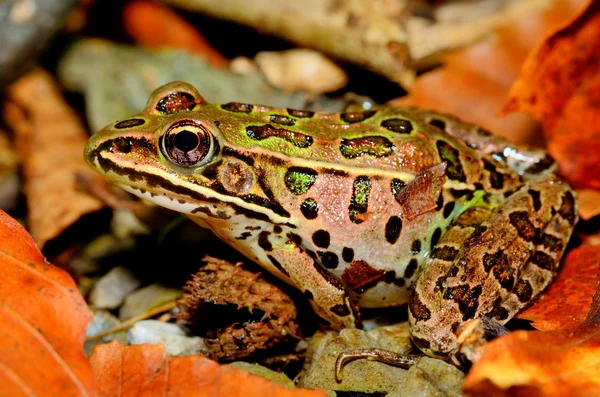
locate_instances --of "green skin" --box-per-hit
[85,81,577,358]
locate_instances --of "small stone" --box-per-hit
[119,283,182,321]
[299,329,407,393]
[128,320,207,356]
[387,357,466,397]
[89,266,141,310]
[85,310,127,356]
[368,322,413,355]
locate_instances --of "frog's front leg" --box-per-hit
[261,231,360,330]
[410,175,577,358]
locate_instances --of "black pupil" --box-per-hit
[173,130,199,152]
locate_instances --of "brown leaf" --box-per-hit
[464,277,600,396]
[503,0,600,188]
[395,0,585,144]
[518,245,600,331]
[123,0,229,68]
[0,209,95,395]
[4,68,105,248]
[89,341,326,397]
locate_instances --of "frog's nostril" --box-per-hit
[114,137,132,154]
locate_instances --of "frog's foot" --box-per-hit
[334,349,421,382]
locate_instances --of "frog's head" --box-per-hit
[84,81,289,224]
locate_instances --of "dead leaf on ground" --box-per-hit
[464,279,600,397]
[518,244,600,331]
[395,0,585,144]
[122,0,229,68]
[89,340,326,397]
[0,209,94,395]
[504,0,600,189]
[575,189,600,220]
[4,69,105,248]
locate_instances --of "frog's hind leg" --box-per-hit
[409,175,577,360]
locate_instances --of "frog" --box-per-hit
[84,81,577,363]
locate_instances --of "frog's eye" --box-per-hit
[162,121,215,167]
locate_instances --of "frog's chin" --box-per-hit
[118,184,198,215]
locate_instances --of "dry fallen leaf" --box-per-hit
[464,274,600,396]
[504,0,600,188]
[89,340,326,397]
[518,244,600,331]
[395,0,585,144]
[4,69,105,248]
[0,209,94,395]
[122,0,229,68]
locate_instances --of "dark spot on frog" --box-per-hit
[430,227,442,250]
[437,141,466,182]
[330,304,351,317]
[450,188,473,199]
[114,118,145,129]
[285,167,317,195]
[431,245,459,262]
[539,233,563,253]
[269,114,296,126]
[384,216,402,244]
[258,231,273,251]
[526,189,543,213]
[273,225,282,234]
[443,202,455,219]
[247,124,313,148]
[349,176,371,224]
[340,111,377,123]
[222,147,254,166]
[411,239,421,255]
[489,305,510,321]
[531,251,555,271]
[491,255,515,291]
[525,154,555,174]
[394,277,406,287]
[340,136,394,159]
[236,231,252,240]
[156,91,197,114]
[404,259,418,279]
[429,119,446,131]
[484,161,505,189]
[409,293,431,322]
[342,247,354,263]
[515,279,533,303]
[286,232,303,247]
[342,260,386,292]
[318,251,339,269]
[221,102,253,113]
[443,284,482,321]
[300,198,318,219]
[381,118,413,134]
[509,211,538,242]
[287,108,314,118]
[114,137,132,153]
[312,230,330,248]
[559,191,576,225]
[390,178,407,197]
[267,254,289,277]
[435,191,444,211]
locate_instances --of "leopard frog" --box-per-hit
[85,81,577,359]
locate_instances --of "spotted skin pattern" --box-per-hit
[85,81,578,357]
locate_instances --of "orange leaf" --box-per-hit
[504,0,600,188]
[0,210,95,395]
[90,341,326,397]
[4,69,105,248]
[123,0,229,68]
[463,280,600,396]
[517,245,600,331]
[395,0,585,144]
